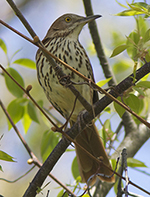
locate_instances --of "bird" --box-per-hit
[36,13,115,184]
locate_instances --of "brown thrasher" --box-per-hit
[36,14,115,184]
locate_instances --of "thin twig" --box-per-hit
[1,18,150,129]
[4,0,93,115]
[0,63,115,175]
[1,45,150,196]
[123,149,129,197]
[0,62,117,190]
[0,65,58,128]
[0,166,36,183]
[0,99,76,197]
[0,99,33,158]
[82,0,117,87]
[1,0,150,195]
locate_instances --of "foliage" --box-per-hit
[0,0,150,196]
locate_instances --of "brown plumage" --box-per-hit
[36,13,115,184]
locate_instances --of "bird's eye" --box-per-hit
[65,17,71,23]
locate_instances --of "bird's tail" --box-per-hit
[74,121,115,184]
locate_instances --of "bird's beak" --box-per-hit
[79,15,102,25]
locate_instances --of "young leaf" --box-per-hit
[126,32,140,60]
[127,158,147,168]
[115,9,144,16]
[0,150,16,162]
[27,101,39,123]
[102,119,113,143]
[22,111,32,133]
[136,81,150,89]
[0,165,3,172]
[0,38,7,54]
[57,190,68,197]
[110,45,128,58]
[133,87,145,97]
[144,29,150,43]
[104,107,111,113]
[96,78,112,87]
[114,97,126,118]
[71,156,80,180]
[13,58,36,69]
[7,98,25,129]
[114,179,124,194]
[124,94,144,114]
[4,67,24,98]
[41,130,59,162]
[129,2,148,13]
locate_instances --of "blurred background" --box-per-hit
[0,0,150,196]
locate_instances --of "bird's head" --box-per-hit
[44,13,101,40]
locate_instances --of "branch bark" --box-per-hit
[4,1,150,196]
[82,0,116,86]
[23,62,150,196]
[96,119,150,197]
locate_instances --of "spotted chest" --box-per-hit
[36,37,94,121]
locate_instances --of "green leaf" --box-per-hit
[114,97,126,118]
[0,150,16,162]
[57,190,63,197]
[27,101,39,123]
[114,179,124,194]
[7,98,26,129]
[124,94,144,114]
[110,45,128,58]
[136,81,150,89]
[102,119,113,143]
[0,38,7,54]
[140,73,150,81]
[57,190,68,197]
[127,158,147,168]
[13,58,36,69]
[137,16,148,38]
[104,107,111,113]
[0,165,3,172]
[116,9,144,16]
[129,2,148,12]
[113,61,130,75]
[133,87,145,96]
[87,43,96,55]
[71,156,80,180]
[145,51,150,62]
[4,67,24,98]
[144,29,150,43]
[96,78,112,87]
[37,100,43,108]
[22,111,32,133]
[41,130,59,162]
[111,159,119,171]
[111,31,126,47]
[126,32,140,60]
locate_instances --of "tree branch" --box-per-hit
[6,0,93,116]
[0,99,76,197]
[1,18,149,128]
[98,119,150,197]
[82,0,117,86]
[82,0,141,160]
[23,62,150,196]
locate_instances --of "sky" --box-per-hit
[0,0,150,197]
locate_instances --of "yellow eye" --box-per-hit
[65,17,71,22]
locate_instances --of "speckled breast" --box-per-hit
[36,36,93,121]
